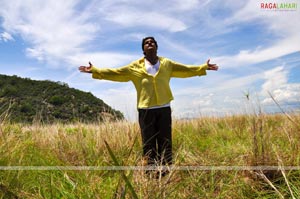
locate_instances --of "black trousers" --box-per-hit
[138,107,172,166]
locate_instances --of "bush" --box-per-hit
[1,86,19,97]
[20,103,34,113]
[49,95,65,106]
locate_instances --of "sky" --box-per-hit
[0,0,300,121]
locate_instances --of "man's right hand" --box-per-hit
[79,62,93,73]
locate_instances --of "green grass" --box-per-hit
[0,113,300,198]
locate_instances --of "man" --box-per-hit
[79,36,218,168]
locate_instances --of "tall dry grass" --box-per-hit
[0,112,300,198]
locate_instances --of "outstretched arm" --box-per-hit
[170,58,219,78]
[78,61,132,82]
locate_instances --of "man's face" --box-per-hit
[143,38,157,53]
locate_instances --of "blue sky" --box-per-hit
[0,0,299,120]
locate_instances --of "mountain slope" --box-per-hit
[0,74,124,123]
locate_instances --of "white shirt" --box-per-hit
[145,58,160,75]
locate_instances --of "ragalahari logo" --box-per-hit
[260,2,298,11]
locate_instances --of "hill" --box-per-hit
[0,74,124,123]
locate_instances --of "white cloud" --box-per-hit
[272,85,300,102]
[98,1,188,32]
[159,0,206,12]
[261,66,300,105]
[262,66,288,93]
[157,35,205,60]
[214,36,300,69]
[0,0,98,65]
[103,6,187,32]
[0,31,14,42]
[262,84,300,106]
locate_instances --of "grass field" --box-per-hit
[0,112,300,198]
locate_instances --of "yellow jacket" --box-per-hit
[91,57,208,109]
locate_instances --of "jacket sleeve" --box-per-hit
[91,64,132,82]
[170,60,208,78]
